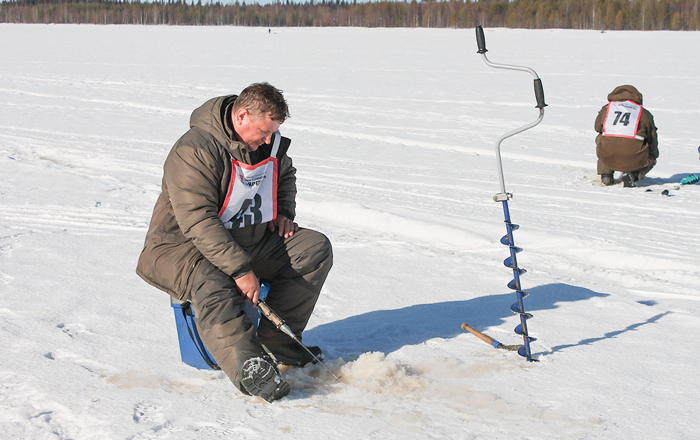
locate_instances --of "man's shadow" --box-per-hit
[637,173,697,187]
[305,283,610,358]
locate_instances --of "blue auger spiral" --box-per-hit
[475,25,546,362]
[501,202,537,361]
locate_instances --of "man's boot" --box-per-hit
[237,357,290,402]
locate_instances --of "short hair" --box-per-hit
[233,82,290,123]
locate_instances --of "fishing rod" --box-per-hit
[257,298,341,381]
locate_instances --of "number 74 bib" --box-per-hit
[218,133,280,229]
[603,100,644,140]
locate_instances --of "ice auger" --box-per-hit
[475,26,546,362]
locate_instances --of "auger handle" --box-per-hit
[534,78,547,109]
[476,25,487,54]
[475,25,547,110]
[474,24,546,197]
[461,323,501,348]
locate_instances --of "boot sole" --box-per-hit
[238,357,290,402]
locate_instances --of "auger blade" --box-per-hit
[518,345,539,361]
[515,321,534,336]
[500,235,512,246]
[507,279,520,290]
[505,222,519,231]
[518,345,528,357]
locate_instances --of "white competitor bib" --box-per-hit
[603,100,644,140]
[218,132,280,229]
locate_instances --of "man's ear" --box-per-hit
[232,108,248,127]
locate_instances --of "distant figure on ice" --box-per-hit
[594,85,659,187]
[136,83,333,402]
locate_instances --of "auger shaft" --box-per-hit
[501,201,537,361]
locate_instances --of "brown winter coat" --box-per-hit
[136,95,297,300]
[595,85,659,173]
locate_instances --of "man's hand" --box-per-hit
[268,215,298,239]
[235,272,260,306]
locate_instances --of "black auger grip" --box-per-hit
[476,25,487,54]
[534,78,547,109]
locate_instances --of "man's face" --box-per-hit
[232,109,281,151]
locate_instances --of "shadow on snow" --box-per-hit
[639,173,698,187]
[305,282,611,360]
[548,310,671,353]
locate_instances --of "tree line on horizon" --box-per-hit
[1,0,699,30]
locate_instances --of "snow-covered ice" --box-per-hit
[1,24,699,439]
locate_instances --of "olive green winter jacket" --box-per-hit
[136,95,296,299]
[594,85,659,173]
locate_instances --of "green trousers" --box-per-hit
[187,227,333,392]
[598,157,657,179]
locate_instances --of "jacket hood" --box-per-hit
[189,95,239,147]
[607,85,643,105]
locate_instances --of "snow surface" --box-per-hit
[1,24,699,439]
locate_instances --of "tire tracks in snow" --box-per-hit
[0,87,191,116]
[0,204,149,234]
[288,123,593,168]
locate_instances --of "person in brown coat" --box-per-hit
[136,83,333,402]
[595,85,659,187]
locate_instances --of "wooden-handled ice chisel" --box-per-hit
[258,300,341,381]
[461,323,522,351]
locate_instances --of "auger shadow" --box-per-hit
[548,311,671,353]
[304,283,608,359]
